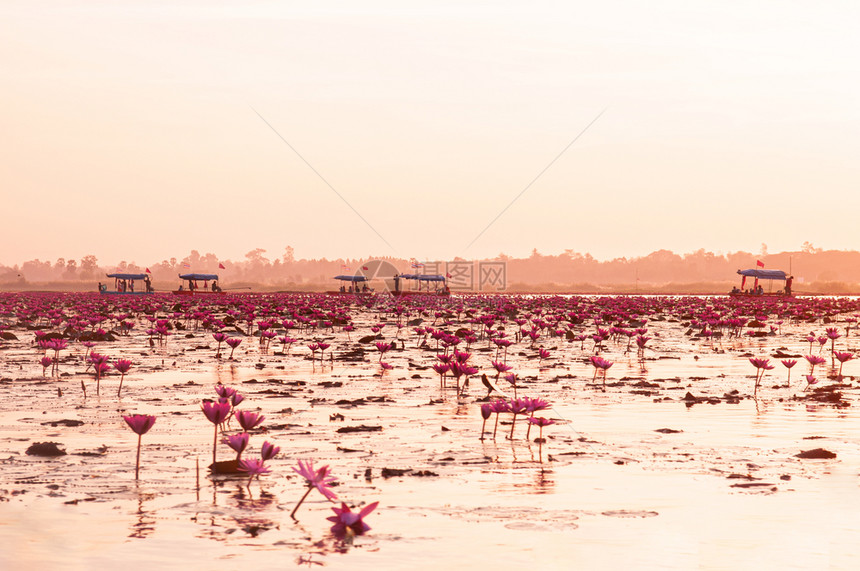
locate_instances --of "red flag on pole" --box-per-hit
[756,260,765,268]
[218,263,226,269]
[145,267,151,274]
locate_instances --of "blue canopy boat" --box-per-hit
[99,273,154,295]
[392,273,450,296]
[174,273,223,295]
[730,269,794,297]
[328,274,372,295]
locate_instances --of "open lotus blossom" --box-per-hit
[327,501,379,539]
[225,337,242,359]
[213,332,228,358]
[490,399,510,440]
[804,354,826,375]
[235,410,265,431]
[749,357,774,394]
[202,400,232,465]
[509,397,529,439]
[114,359,132,397]
[491,360,512,379]
[590,356,614,390]
[261,441,280,461]
[432,363,450,387]
[781,359,797,385]
[374,342,391,361]
[833,351,854,377]
[223,432,250,460]
[238,458,271,488]
[528,416,556,461]
[524,396,550,439]
[291,459,338,519]
[123,414,156,480]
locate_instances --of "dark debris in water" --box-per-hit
[795,448,837,459]
[336,425,383,433]
[26,442,66,456]
[40,419,84,428]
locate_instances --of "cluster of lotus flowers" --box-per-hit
[9,289,860,542]
[749,327,855,394]
[473,393,558,460]
[122,383,379,539]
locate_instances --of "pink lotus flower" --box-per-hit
[225,337,242,359]
[327,501,379,539]
[123,414,155,479]
[238,458,271,488]
[491,360,512,378]
[291,459,338,519]
[374,342,391,361]
[590,356,614,390]
[261,441,280,461]
[39,356,53,377]
[479,403,492,440]
[213,332,228,358]
[833,351,853,377]
[223,432,250,459]
[202,400,232,465]
[235,410,265,431]
[528,416,556,461]
[781,359,797,385]
[804,354,826,375]
[114,359,132,397]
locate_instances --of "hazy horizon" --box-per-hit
[3,1,858,265]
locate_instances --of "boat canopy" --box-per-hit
[399,274,447,282]
[179,273,219,281]
[333,275,368,282]
[737,269,787,280]
[106,273,147,280]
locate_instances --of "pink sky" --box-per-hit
[2,0,859,267]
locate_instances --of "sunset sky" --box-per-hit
[2,0,859,267]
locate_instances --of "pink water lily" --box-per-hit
[114,359,132,397]
[291,459,338,519]
[781,359,797,385]
[749,357,774,394]
[123,414,155,479]
[327,501,379,539]
[202,400,232,465]
[238,458,271,489]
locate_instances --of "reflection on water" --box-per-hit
[129,489,157,539]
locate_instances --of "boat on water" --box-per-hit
[392,273,450,297]
[173,273,224,295]
[729,269,794,297]
[326,274,374,295]
[99,273,154,295]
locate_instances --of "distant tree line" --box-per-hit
[2,243,859,293]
